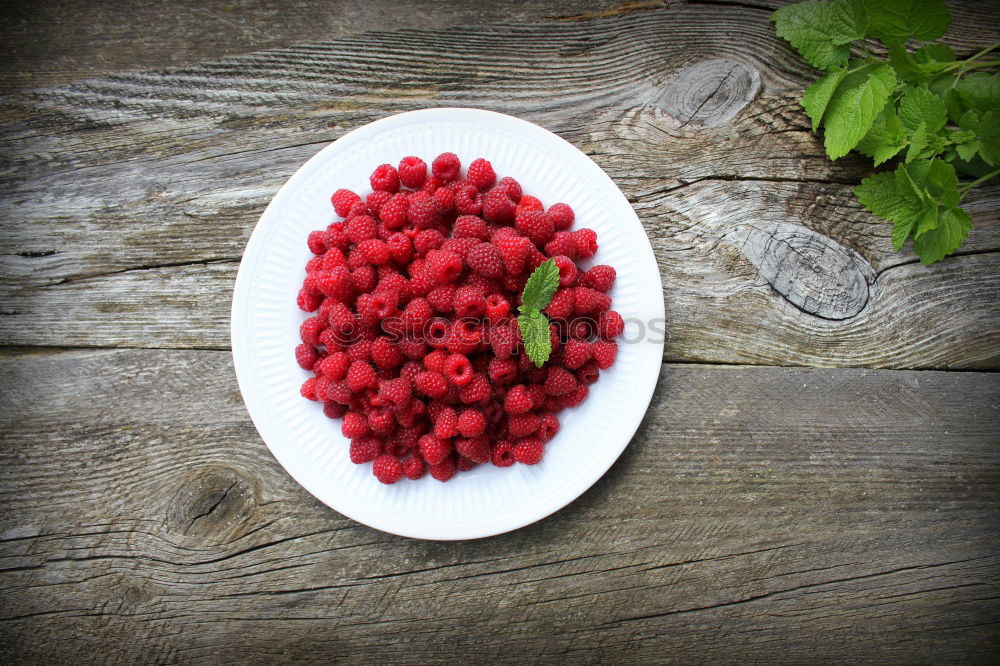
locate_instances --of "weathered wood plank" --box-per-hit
[2,8,999,367]
[1,350,998,662]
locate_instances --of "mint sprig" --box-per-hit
[772,0,1000,265]
[517,258,560,367]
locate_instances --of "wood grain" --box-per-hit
[1,4,998,367]
[1,350,997,663]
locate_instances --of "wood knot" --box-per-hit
[659,59,760,128]
[725,221,876,320]
[166,468,256,540]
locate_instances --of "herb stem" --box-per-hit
[959,168,1000,195]
[961,41,1000,65]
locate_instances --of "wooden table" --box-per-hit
[2,1,998,662]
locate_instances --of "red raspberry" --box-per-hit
[347,247,370,270]
[552,255,577,287]
[307,230,327,255]
[515,195,544,217]
[423,348,450,373]
[342,411,369,439]
[489,319,520,360]
[457,409,487,437]
[317,266,354,302]
[598,310,624,338]
[370,164,400,192]
[446,320,482,355]
[508,412,540,438]
[300,316,326,346]
[347,339,372,363]
[370,337,403,369]
[414,370,448,398]
[346,215,378,244]
[324,402,348,419]
[297,289,322,312]
[318,351,351,380]
[485,294,510,322]
[402,297,433,333]
[514,438,543,465]
[515,210,555,246]
[433,185,454,213]
[456,437,490,463]
[440,237,479,259]
[583,265,616,292]
[407,191,442,228]
[482,186,517,224]
[322,247,348,271]
[399,337,428,360]
[421,175,446,192]
[366,190,392,216]
[425,317,450,348]
[425,249,463,284]
[561,338,591,370]
[547,203,574,230]
[346,360,377,392]
[331,189,360,217]
[398,156,427,189]
[576,359,600,385]
[591,340,618,369]
[504,385,533,414]
[326,381,353,405]
[454,285,487,318]
[378,377,412,412]
[386,232,413,265]
[466,242,504,279]
[357,238,390,266]
[496,176,522,202]
[568,317,595,340]
[453,215,490,240]
[544,288,575,320]
[537,413,560,442]
[372,454,403,484]
[300,377,319,400]
[431,152,461,182]
[487,356,518,385]
[445,353,473,386]
[454,184,483,215]
[573,287,611,314]
[295,343,320,370]
[573,228,598,258]
[494,234,530,275]
[544,366,577,396]
[544,231,576,258]
[305,255,324,274]
[398,360,424,384]
[419,434,451,465]
[345,200,371,219]
[350,437,382,464]
[492,440,516,467]
[561,383,589,408]
[433,407,459,439]
[466,158,496,190]
[402,455,426,480]
[427,285,456,313]
[324,223,351,252]
[379,193,409,229]
[429,456,457,481]
[367,408,395,437]
[408,261,436,296]
[414,229,445,254]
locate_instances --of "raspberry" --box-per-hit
[429,456,457,481]
[504,385,533,414]
[366,190,392,216]
[487,356,518,385]
[399,337,428,360]
[568,317,595,340]
[544,288,575,320]
[326,302,357,341]
[378,377,412,412]
[297,289,323,312]
[573,287,611,314]
[447,320,482,355]
[494,234,530,275]
[414,370,448,399]
[367,408,395,437]
[537,413,560,442]
[326,381,353,405]
[346,215,378,244]
[515,210,555,246]
[427,285,456,313]
[407,191,442,228]
[319,351,351,380]
[370,337,403,369]
[547,203,574,230]
[300,316,326,346]
[370,164,400,192]
[414,229,445,254]
[591,340,618,369]
[551,255,577,287]
[454,184,483,215]
[372,454,403,484]
[350,437,382,464]
[419,434,451,465]
[457,409,487,437]
[399,360,424,384]
[514,438,543,465]
[331,189,360,217]
[573,228,598,258]
[515,195,544,217]
[466,242,504,278]
[300,377,318,400]
[562,338,592,370]
[347,339,372,362]
[425,317,450,348]
[322,247,348,271]
[422,175,446,192]
[583,265,616,292]
[342,411,369,439]
[508,412,540,438]
[408,261,436,296]
[433,185,454,213]
[489,319,520,360]
[496,176,522,202]
[466,158,496,190]
[431,152,461,182]
[561,383,589,408]
[346,360,377,392]
[425,249,463,284]
[576,359,600,385]
[491,440,516,467]
[387,232,413,265]
[402,455,426,480]
[295,343,320,370]
[485,294,510,322]
[398,156,427,189]
[402,297,433,333]
[305,256,324,274]
[454,285,487,318]
[544,231,576,258]
[307,230,328,255]
[456,437,490,463]
[445,353,473,386]
[544,366,577,396]
[453,215,490,240]
[379,193,409,229]
[345,200,371,219]
[433,407,459,439]
[324,402,348,419]
[598,310,624,338]
[482,186,517,224]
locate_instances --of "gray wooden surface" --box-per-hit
[1,1,999,663]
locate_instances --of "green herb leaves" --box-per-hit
[772,0,999,264]
[517,258,560,367]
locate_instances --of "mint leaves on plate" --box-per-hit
[517,258,560,367]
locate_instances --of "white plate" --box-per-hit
[231,108,664,540]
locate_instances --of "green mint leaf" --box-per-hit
[519,258,560,312]
[913,198,940,237]
[912,206,972,265]
[905,122,929,163]
[954,72,1000,115]
[771,0,864,70]
[953,131,980,162]
[822,63,896,159]
[855,170,922,250]
[913,43,955,65]
[802,66,849,131]
[898,86,948,135]
[867,0,950,43]
[975,110,1000,167]
[518,309,552,368]
[856,104,906,165]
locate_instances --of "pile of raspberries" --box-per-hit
[295,153,621,484]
